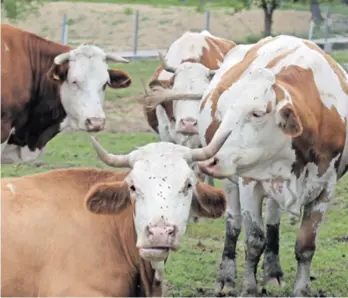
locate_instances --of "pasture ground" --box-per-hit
[2,52,348,296]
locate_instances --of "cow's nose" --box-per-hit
[177,118,198,135]
[197,157,219,176]
[85,117,105,132]
[145,224,177,247]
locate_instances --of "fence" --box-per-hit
[55,5,348,60]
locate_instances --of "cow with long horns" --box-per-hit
[1,134,229,296]
[1,24,132,164]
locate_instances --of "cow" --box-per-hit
[141,30,236,191]
[142,39,287,294]
[188,35,348,296]
[1,24,132,164]
[1,135,230,297]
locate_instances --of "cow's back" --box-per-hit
[1,169,148,297]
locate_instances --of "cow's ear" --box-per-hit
[85,182,130,214]
[108,69,132,89]
[47,62,69,83]
[276,103,303,137]
[191,181,226,218]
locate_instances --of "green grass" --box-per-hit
[331,50,348,64]
[2,131,348,296]
[106,59,158,101]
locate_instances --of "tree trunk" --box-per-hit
[264,9,274,37]
[310,0,324,24]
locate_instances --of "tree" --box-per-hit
[2,0,45,20]
[253,0,280,37]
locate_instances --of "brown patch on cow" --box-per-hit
[266,46,299,69]
[191,181,226,218]
[205,118,221,145]
[207,37,274,118]
[275,65,346,177]
[144,76,175,133]
[303,41,348,95]
[272,83,286,103]
[296,190,329,254]
[242,177,256,185]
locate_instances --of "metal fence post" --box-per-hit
[323,6,331,52]
[133,10,139,59]
[308,20,314,40]
[61,14,68,45]
[205,10,210,31]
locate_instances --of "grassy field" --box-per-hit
[2,51,348,296]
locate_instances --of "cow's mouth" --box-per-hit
[139,247,170,261]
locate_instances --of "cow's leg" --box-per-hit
[215,177,241,294]
[293,190,330,296]
[262,198,285,288]
[240,180,265,296]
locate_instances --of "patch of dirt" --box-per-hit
[3,2,312,52]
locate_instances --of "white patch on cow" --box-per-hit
[6,183,15,194]
[122,142,202,254]
[56,45,115,131]
[4,43,10,52]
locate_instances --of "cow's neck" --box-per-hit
[13,35,72,150]
[276,67,346,181]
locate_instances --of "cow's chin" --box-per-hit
[139,248,170,262]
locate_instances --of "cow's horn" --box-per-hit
[189,128,231,162]
[54,52,70,65]
[105,53,129,63]
[158,52,176,73]
[90,136,130,167]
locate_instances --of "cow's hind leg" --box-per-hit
[262,198,285,288]
[293,189,331,296]
[215,178,241,295]
[240,180,265,296]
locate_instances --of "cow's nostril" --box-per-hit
[210,157,218,167]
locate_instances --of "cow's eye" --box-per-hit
[187,182,192,189]
[129,185,136,192]
[72,81,78,86]
[252,110,266,118]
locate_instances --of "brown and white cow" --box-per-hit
[143,30,235,149]
[143,40,287,294]
[179,35,347,296]
[1,135,229,297]
[1,24,132,164]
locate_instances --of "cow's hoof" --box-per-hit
[293,285,311,297]
[241,285,259,297]
[215,259,237,295]
[264,277,285,288]
[214,281,236,296]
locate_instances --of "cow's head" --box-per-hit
[85,135,230,262]
[197,67,304,181]
[47,44,131,132]
[146,54,217,145]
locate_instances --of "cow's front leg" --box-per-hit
[293,190,331,296]
[262,198,285,288]
[215,177,241,294]
[240,180,265,296]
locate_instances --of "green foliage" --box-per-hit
[2,0,45,20]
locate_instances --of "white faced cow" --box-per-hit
[193,35,348,296]
[1,24,131,164]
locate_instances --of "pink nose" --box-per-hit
[197,157,220,177]
[85,117,106,132]
[146,225,177,247]
[178,118,198,135]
